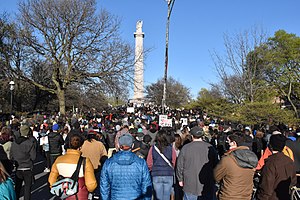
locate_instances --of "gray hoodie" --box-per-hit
[10,136,36,170]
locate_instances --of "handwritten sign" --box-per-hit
[159,115,172,127]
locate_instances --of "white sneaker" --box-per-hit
[88,193,93,200]
[44,168,50,173]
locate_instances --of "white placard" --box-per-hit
[127,107,135,113]
[180,118,188,126]
[40,135,48,145]
[159,115,172,127]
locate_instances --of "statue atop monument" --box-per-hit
[136,20,143,33]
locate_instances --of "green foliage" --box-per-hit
[234,102,297,125]
[264,30,300,81]
[193,88,236,120]
[258,30,300,117]
[252,84,275,102]
[193,87,298,126]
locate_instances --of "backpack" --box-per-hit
[50,156,85,199]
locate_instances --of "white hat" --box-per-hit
[272,131,282,135]
[115,125,121,131]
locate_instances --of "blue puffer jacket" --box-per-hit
[100,151,152,200]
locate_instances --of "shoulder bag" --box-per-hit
[50,156,85,199]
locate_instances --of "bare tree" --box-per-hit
[13,0,135,115]
[211,26,268,103]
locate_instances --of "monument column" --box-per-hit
[133,20,144,102]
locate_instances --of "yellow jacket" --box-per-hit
[48,149,97,192]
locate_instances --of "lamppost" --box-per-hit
[9,81,15,117]
[162,0,175,114]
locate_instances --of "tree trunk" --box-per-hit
[287,93,299,118]
[57,88,66,115]
[286,81,298,118]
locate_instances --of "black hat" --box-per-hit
[269,134,286,152]
[190,126,204,137]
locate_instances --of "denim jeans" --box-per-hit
[184,192,216,200]
[153,176,173,200]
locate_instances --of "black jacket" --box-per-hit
[0,145,13,174]
[132,140,150,159]
[285,139,300,173]
[48,131,64,154]
[10,136,36,170]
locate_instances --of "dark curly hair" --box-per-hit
[69,133,84,150]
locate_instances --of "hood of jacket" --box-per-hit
[231,146,258,169]
[15,136,28,144]
[48,131,60,138]
[115,151,136,165]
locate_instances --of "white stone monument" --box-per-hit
[133,20,144,103]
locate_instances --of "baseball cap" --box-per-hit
[119,133,134,148]
[190,126,204,137]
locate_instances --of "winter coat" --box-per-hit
[48,131,64,155]
[256,152,297,200]
[0,146,13,175]
[48,149,97,200]
[100,150,152,200]
[10,136,36,170]
[285,139,300,173]
[106,131,116,148]
[214,146,258,200]
[132,140,150,159]
[81,139,107,170]
[256,146,294,170]
[176,140,218,196]
[0,178,16,200]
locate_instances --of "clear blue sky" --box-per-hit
[1,0,300,98]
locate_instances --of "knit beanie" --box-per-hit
[20,125,30,137]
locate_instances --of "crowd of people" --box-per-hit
[0,107,300,200]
